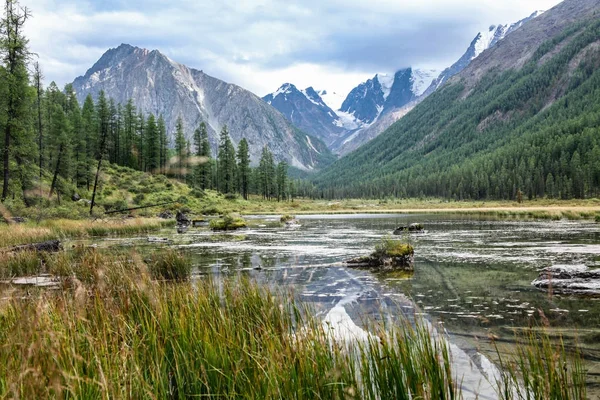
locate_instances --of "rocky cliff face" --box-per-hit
[72,44,334,170]
[262,84,345,147]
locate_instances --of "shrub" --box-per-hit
[133,193,145,205]
[224,193,238,200]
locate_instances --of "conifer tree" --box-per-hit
[145,114,160,172]
[174,116,187,180]
[217,125,236,194]
[237,138,250,199]
[1,0,31,201]
[157,115,168,174]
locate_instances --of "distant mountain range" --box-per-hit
[313,0,600,199]
[264,11,544,155]
[72,45,334,171]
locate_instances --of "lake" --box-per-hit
[86,213,600,398]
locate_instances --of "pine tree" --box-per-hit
[276,161,288,201]
[157,115,168,174]
[174,116,187,180]
[237,138,250,200]
[258,146,275,200]
[217,125,236,194]
[145,114,160,172]
[1,0,31,201]
[90,90,110,215]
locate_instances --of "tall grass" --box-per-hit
[0,249,588,399]
[495,330,587,400]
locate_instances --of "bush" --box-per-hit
[149,249,192,282]
[210,214,247,231]
[133,193,145,205]
[224,193,238,200]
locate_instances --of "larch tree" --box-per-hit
[217,125,236,194]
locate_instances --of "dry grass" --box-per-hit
[0,218,175,248]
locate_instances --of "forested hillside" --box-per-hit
[314,15,600,200]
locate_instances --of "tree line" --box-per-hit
[0,0,293,213]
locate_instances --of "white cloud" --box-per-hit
[22,0,563,97]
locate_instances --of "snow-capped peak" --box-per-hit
[376,73,394,100]
[272,83,296,98]
[411,69,441,97]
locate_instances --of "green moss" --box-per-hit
[374,238,414,258]
[209,214,248,231]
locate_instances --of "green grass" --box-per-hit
[0,248,587,399]
[149,248,192,281]
[374,237,414,258]
[209,214,248,231]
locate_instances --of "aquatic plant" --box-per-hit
[148,248,192,281]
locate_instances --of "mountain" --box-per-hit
[262,84,345,146]
[72,44,334,171]
[424,11,544,96]
[332,68,439,154]
[314,0,600,200]
[335,12,547,155]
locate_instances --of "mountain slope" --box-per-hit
[262,84,345,146]
[72,44,334,170]
[424,11,544,96]
[314,0,600,200]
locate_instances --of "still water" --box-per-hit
[94,214,600,398]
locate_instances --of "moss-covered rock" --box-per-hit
[347,238,414,272]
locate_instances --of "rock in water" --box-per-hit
[532,265,600,296]
[176,211,191,226]
[393,223,424,235]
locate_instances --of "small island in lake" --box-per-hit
[347,238,414,272]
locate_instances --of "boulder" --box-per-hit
[176,211,191,226]
[71,193,81,202]
[532,265,600,296]
[11,217,27,224]
[393,223,424,235]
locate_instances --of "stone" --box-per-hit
[393,223,424,235]
[532,265,600,296]
[13,240,62,253]
[71,193,81,202]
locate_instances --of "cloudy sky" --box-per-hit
[23,0,562,99]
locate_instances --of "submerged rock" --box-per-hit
[393,223,424,235]
[532,265,600,296]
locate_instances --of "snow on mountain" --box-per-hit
[376,73,395,100]
[410,69,440,97]
[318,90,347,111]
